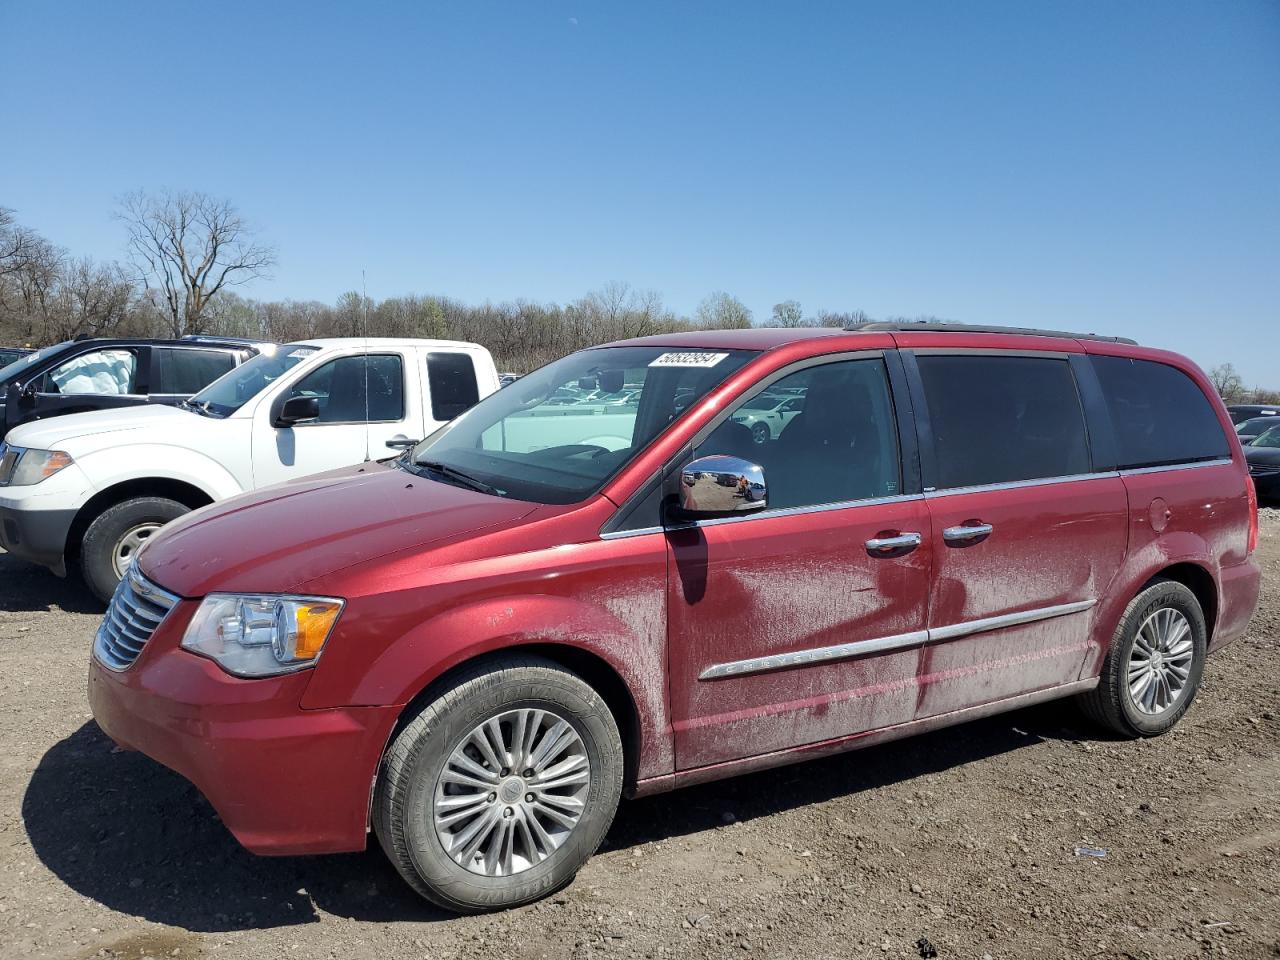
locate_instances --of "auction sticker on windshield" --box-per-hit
[649,352,730,368]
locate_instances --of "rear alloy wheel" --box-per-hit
[374,655,623,912]
[1079,579,1207,737]
[80,496,190,603]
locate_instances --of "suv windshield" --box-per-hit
[0,341,70,385]
[407,346,756,504]
[189,343,320,417]
[1250,424,1280,449]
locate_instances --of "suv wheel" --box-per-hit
[1079,579,1207,737]
[750,422,770,445]
[374,655,624,913]
[81,497,189,603]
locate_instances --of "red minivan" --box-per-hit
[88,323,1262,912]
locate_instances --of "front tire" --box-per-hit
[1078,579,1207,737]
[80,496,189,603]
[750,422,770,445]
[373,655,624,913]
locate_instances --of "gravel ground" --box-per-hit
[2,510,1278,960]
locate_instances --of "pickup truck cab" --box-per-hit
[0,337,498,600]
[87,324,1260,913]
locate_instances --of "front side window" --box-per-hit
[286,354,405,423]
[426,352,480,421]
[917,355,1091,489]
[698,357,900,510]
[408,346,756,504]
[189,344,319,417]
[42,349,139,396]
[1091,356,1230,469]
[157,348,237,395]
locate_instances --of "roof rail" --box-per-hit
[844,321,1138,345]
[179,335,268,346]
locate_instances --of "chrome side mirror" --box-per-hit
[678,455,767,516]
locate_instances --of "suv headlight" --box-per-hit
[0,445,75,486]
[180,594,344,677]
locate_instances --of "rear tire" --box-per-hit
[1078,579,1207,737]
[80,497,189,603]
[373,655,624,913]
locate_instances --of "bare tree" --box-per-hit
[118,190,276,336]
[769,300,804,327]
[1208,363,1244,400]
[695,291,752,329]
[0,207,42,277]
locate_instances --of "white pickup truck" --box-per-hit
[0,338,499,600]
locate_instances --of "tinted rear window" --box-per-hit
[917,355,1091,489]
[427,352,480,421]
[1090,356,1229,468]
[157,347,237,395]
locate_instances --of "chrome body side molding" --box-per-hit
[699,599,1098,681]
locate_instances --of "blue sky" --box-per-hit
[2,1,1277,384]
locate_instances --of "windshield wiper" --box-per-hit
[414,460,501,497]
[179,399,211,416]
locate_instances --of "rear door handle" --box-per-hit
[943,522,993,544]
[865,532,922,555]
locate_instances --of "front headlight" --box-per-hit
[180,594,344,677]
[0,446,75,486]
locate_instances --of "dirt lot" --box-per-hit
[2,513,1278,960]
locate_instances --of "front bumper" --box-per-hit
[1250,470,1280,501]
[0,501,76,574]
[88,604,399,856]
[0,463,94,574]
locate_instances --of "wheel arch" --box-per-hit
[382,644,644,790]
[1146,561,1218,642]
[65,477,215,561]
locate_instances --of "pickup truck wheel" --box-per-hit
[373,655,624,913]
[1078,579,1207,738]
[80,497,189,603]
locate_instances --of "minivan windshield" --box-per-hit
[406,346,756,504]
[0,341,70,385]
[188,344,320,417]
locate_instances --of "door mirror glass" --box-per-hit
[275,395,320,427]
[678,455,767,516]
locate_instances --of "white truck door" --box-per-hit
[251,350,412,487]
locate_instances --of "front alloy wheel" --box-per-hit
[434,708,591,877]
[374,655,623,912]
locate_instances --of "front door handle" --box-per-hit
[943,522,993,544]
[865,532,922,555]
[385,437,420,451]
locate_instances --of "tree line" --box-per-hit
[1209,363,1280,407]
[8,192,1267,392]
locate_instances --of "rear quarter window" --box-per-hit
[1090,356,1230,469]
[426,352,481,421]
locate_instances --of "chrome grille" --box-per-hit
[93,568,179,671]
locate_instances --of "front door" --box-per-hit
[667,355,933,770]
[907,351,1128,718]
[22,346,149,426]
[252,352,414,487]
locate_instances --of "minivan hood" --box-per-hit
[4,404,198,451]
[138,462,539,597]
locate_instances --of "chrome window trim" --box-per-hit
[599,492,925,540]
[923,471,1120,497]
[698,598,1097,681]
[1118,458,1232,477]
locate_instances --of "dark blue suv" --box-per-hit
[0,336,267,440]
